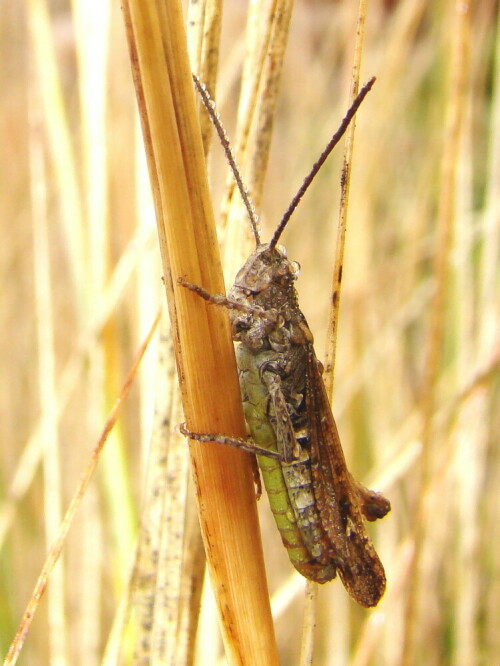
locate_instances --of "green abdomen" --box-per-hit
[236,345,336,583]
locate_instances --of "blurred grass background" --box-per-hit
[1,0,499,664]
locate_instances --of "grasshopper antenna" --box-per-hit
[269,76,376,251]
[193,75,261,245]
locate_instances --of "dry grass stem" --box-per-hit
[187,0,223,152]
[401,3,472,663]
[122,0,278,663]
[221,0,295,279]
[4,313,160,664]
[323,0,368,398]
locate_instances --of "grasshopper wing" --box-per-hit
[305,346,387,607]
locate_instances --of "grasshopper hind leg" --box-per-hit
[179,423,282,461]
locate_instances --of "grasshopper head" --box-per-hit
[233,243,300,295]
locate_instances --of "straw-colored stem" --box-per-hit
[221,0,295,278]
[323,0,368,399]
[401,2,471,663]
[122,1,278,663]
[187,0,223,153]
[4,313,161,665]
[301,2,368,662]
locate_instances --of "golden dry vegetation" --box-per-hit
[0,1,498,664]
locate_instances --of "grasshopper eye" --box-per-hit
[234,319,251,333]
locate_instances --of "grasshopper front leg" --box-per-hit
[178,278,235,308]
[178,278,270,320]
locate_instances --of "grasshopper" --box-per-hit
[180,76,390,607]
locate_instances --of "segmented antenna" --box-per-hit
[192,75,261,245]
[269,76,376,251]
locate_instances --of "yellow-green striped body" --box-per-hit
[237,344,337,583]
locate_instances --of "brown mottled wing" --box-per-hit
[305,345,386,607]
